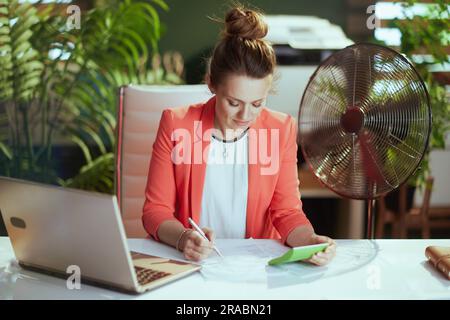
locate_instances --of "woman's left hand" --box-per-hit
[304,234,337,266]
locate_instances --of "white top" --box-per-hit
[199,131,249,239]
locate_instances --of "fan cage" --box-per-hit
[298,43,432,200]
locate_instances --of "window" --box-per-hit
[374,1,449,46]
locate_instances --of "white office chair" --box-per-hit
[115,84,213,238]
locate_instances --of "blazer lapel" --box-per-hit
[189,96,215,225]
[245,109,265,238]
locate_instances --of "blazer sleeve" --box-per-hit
[269,116,313,244]
[142,109,179,241]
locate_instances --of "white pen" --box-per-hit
[188,218,223,258]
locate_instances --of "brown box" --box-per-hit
[425,246,450,280]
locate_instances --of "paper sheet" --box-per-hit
[127,238,380,287]
[199,239,380,287]
[199,239,287,283]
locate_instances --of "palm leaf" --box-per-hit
[62,153,115,193]
[1,0,177,194]
[0,0,43,102]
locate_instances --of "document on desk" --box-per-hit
[199,239,380,286]
[212,239,286,258]
[199,239,288,283]
[127,238,380,286]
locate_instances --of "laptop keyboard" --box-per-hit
[134,266,172,286]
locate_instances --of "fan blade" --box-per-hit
[316,137,353,184]
[357,129,393,195]
[305,74,348,115]
[299,118,349,156]
[334,46,375,110]
[364,86,429,159]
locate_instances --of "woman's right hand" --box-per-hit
[178,227,216,262]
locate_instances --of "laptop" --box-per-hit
[0,176,201,294]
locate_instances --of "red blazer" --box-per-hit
[142,96,311,244]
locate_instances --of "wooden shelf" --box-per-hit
[298,168,339,198]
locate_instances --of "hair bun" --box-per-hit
[224,7,268,40]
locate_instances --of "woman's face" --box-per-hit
[209,73,273,134]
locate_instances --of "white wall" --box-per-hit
[266,65,318,120]
[414,149,450,207]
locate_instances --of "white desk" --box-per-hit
[0,237,448,300]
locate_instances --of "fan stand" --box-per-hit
[366,199,376,239]
[365,181,379,239]
[341,108,378,239]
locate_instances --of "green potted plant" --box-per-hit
[395,0,449,187]
[0,0,184,194]
[380,0,449,213]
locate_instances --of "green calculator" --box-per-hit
[268,243,329,265]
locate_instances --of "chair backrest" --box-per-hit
[115,84,213,238]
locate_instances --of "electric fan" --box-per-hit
[298,43,432,239]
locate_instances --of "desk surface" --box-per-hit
[0,237,448,300]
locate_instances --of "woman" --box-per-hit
[142,6,336,265]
